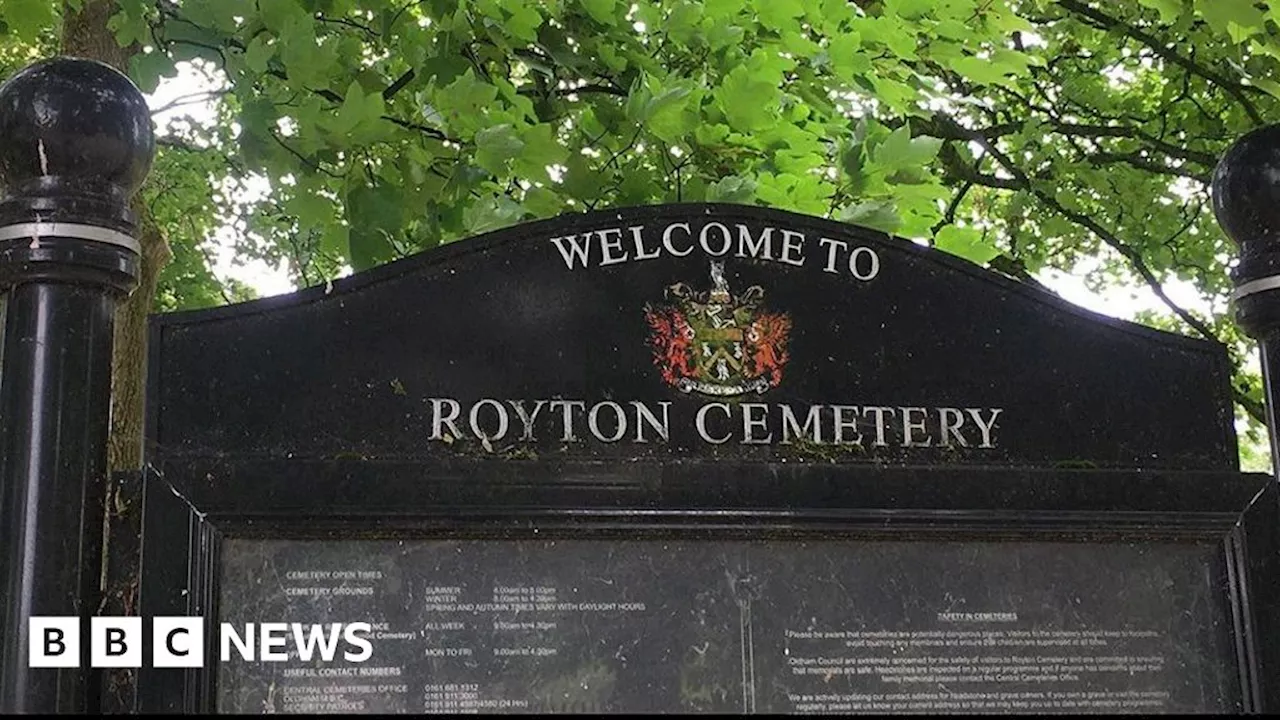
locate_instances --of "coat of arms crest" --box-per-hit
[643,261,792,396]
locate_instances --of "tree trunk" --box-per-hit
[61,0,129,70]
[61,1,170,711]
[63,0,171,474]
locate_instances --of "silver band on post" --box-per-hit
[0,222,140,254]
[1232,274,1280,302]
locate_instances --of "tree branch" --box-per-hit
[270,131,344,178]
[317,14,377,36]
[149,88,232,115]
[381,115,455,143]
[934,114,1223,345]
[938,144,1021,190]
[988,255,1054,294]
[1086,151,1211,184]
[919,114,1218,168]
[554,82,627,97]
[931,179,974,234]
[382,69,416,100]
[1057,0,1265,125]
[1234,387,1267,425]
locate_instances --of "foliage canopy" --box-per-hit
[1,0,1277,466]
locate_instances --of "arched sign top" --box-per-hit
[147,203,1235,471]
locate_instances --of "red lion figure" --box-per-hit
[644,306,694,386]
[749,312,792,386]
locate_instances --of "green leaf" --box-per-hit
[707,175,757,203]
[1138,0,1184,23]
[345,183,405,271]
[475,124,526,175]
[105,0,152,47]
[643,81,695,142]
[839,199,901,234]
[758,0,803,31]
[704,0,745,19]
[182,0,247,32]
[129,51,174,95]
[855,15,917,59]
[874,124,913,167]
[887,0,935,21]
[560,154,603,202]
[434,70,500,133]
[839,141,865,180]
[949,55,1015,86]
[498,0,542,42]
[624,74,650,123]
[828,31,869,81]
[580,0,617,25]
[516,124,569,181]
[716,65,779,132]
[705,22,745,50]
[278,15,324,85]
[1,0,56,37]
[934,225,999,264]
[902,135,943,166]
[645,83,693,123]
[244,35,274,74]
[666,2,704,44]
[1253,77,1280,101]
[596,43,627,72]
[319,222,349,259]
[695,123,731,146]
[523,186,564,217]
[259,0,304,33]
[1196,0,1264,41]
[463,194,525,234]
[332,80,368,136]
[286,185,336,232]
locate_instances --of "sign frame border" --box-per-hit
[134,462,1280,714]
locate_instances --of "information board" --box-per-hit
[217,538,1240,714]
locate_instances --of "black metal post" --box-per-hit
[1214,126,1280,476]
[0,58,153,713]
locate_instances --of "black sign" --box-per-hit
[149,204,1234,470]
[135,205,1280,715]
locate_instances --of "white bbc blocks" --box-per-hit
[28,616,198,668]
[27,617,371,667]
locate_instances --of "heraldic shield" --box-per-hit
[644,261,793,396]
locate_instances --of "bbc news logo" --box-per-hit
[29,618,373,668]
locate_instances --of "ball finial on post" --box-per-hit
[0,57,154,204]
[0,57,154,294]
[1213,125,1280,338]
